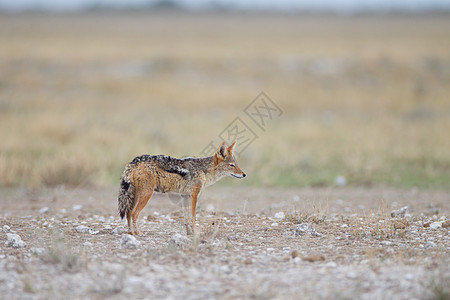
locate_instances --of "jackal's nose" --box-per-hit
[242,173,246,178]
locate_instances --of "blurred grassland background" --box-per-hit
[0,13,449,189]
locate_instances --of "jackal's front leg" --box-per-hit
[190,184,202,235]
[181,195,193,235]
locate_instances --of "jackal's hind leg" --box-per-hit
[131,189,154,235]
[126,212,133,235]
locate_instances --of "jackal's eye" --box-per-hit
[229,163,235,167]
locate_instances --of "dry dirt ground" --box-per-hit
[0,186,449,299]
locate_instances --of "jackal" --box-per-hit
[118,141,246,235]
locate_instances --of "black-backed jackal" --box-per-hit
[118,142,246,235]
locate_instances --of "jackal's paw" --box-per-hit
[134,230,141,235]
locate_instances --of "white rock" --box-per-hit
[391,206,408,218]
[3,225,10,231]
[380,241,392,246]
[271,222,279,227]
[30,247,45,255]
[83,242,93,247]
[295,223,321,237]
[168,233,190,247]
[219,265,230,273]
[274,212,285,219]
[334,175,347,186]
[426,241,437,248]
[72,204,83,211]
[206,204,215,212]
[293,257,302,264]
[5,233,26,248]
[120,234,141,249]
[429,222,442,229]
[341,224,348,228]
[88,229,99,235]
[112,227,122,235]
[75,225,90,233]
[326,261,337,268]
[39,207,49,214]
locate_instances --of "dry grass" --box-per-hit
[0,13,449,189]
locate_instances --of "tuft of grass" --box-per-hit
[285,201,329,224]
[40,233,86,272]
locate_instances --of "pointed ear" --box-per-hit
[215,141,227,159]
[227,141,236,155]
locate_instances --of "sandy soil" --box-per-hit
[0,186,449,299]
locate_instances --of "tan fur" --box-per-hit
[118,142,245,235]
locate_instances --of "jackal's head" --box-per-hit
[213,141,246,179]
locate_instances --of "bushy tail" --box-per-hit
[118,171,136,219]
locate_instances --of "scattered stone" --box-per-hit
[274,212,285,219]
[219,265,231,273]
[271,222,279,227]
[291,250,300,258]
[391,206,408,218]
[380,241,392,246]
[120,234,141,249]
[442,220,450,228]
[295,223,321,237]
[88,229,100,235]
[429,222,442,229]
[72,204,83,211]
[5,233,27,248]
[146,215,157,222]
[326,261,337,268]
[423,222,431,228]
[405,273,414,281]
[334,175,347,187]
[112,227,122,235]
[30,247,45,255]
[75,225,90,233]
[393,219,409,230]
[3,225,10,231]
[293,257,302,264]
[168,233,190,247]
[425,241,437,248]
[39,207,49,214]
[243,258,253,265]
[281,256,290,262]
[302,254,325,262]
[83,242,93,247]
